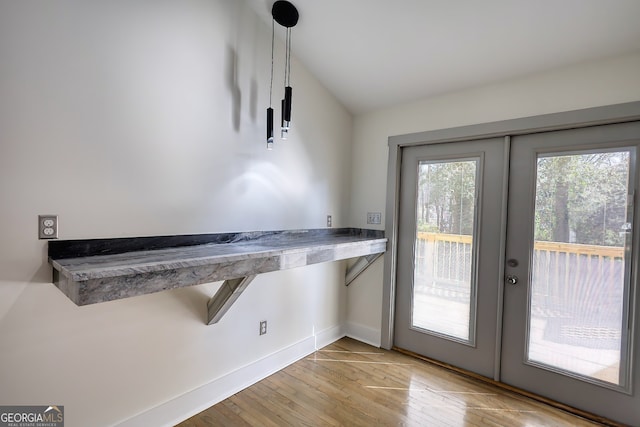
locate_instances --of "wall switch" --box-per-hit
[327,215,332,228]
[38,215,58,239]
[367,212,382,225]
[259,320,267,335]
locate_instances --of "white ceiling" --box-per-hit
[249,0,640,114]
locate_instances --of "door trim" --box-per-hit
[493,136,511,380]
[382,101,640,351]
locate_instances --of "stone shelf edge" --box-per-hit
[48,228,387,325]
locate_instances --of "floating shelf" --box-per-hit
[48,228,386,324]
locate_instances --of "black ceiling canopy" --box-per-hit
[272,1,299,28]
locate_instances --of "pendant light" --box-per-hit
[266,18,275,150]
[266,1,298,149]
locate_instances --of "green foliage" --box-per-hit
[534,151,630,246]
[415,151,631,247]
[417,160,476,235]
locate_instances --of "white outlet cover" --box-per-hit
[38,215,58,239]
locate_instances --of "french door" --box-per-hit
[393,121,640,425]
[394,138,507,378]
[501,123,640,424]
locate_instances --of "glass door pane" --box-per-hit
[412,159,478,343]
[502,122,640,426]
[395,138,505,379]
[528,150,632,386]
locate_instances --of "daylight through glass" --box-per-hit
[528,150,631,385]
[412,159,478,342]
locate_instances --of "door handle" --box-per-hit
[506,275,518,285]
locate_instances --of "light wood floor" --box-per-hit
[177,337,604,426]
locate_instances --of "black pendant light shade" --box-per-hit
[284,86,292,122]
[281,99,286,127]
[266,107,274,149]
[266,1,298,149]
[280,99,287,139]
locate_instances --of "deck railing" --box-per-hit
[414,232,625,348]
[414,232,625,310]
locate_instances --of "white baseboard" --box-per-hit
[345,321,381,348]
[314,323,346,350]
[116,326,345,427]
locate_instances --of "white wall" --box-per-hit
[346,52,640,343]
[0,1,352,426]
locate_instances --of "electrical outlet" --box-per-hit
[259,320,267,335]
[327,215,332,228]
[367,212,382,225]
[38,215,58,239]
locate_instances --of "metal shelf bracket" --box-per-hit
[345,253,383,286]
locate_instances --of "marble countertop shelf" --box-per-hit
[48,228,386,324]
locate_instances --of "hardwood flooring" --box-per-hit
[177,337,604,426]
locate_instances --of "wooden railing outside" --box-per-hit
[416,231,624,259]
[414,232,625,315]
[415,232,473,287]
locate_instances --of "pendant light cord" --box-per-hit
[285,27,292,86]
[269,18,275,107]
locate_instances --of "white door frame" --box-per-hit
[382,101,640,354]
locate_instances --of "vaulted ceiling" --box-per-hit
[249,0,640,114]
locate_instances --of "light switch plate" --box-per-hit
[367,212,382,225]
[39,215,58,239]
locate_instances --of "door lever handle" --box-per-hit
[506,275,518,285]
